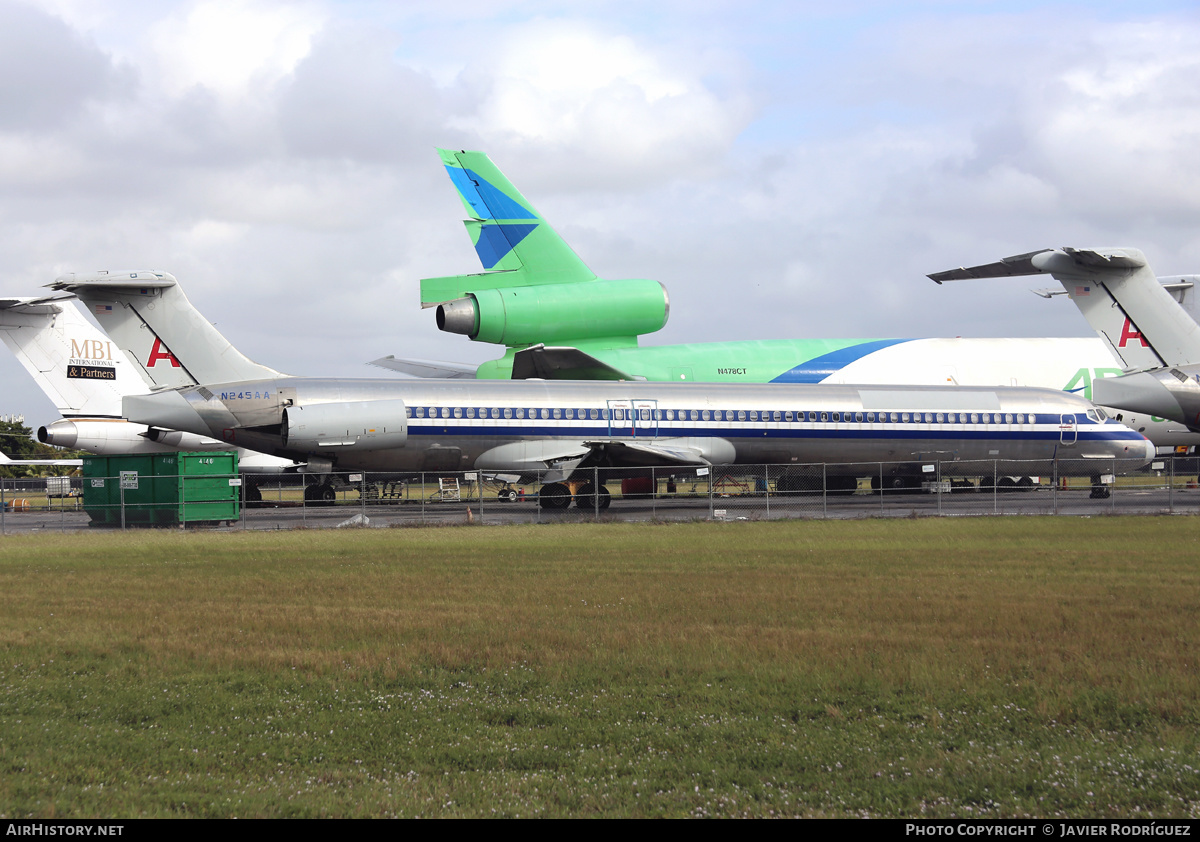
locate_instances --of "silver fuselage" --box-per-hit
[123,377,1155,476]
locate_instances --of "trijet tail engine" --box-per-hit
[282,400,408,452]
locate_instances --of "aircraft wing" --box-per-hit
[476,436,718,483]
[584,439,712,468]
[367,356,478,379]
[511,345,635,381]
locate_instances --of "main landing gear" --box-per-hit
[536,481,612,510]
[303,481,336,506]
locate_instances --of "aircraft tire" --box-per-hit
[998,476,1018,493]
[575,483,612,510]
[1017,476,1034,491]
[498,488,517,502]
[539,483,572,509]
[243,482,261,503]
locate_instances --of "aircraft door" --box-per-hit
[1059,414,1078,446]
[607,400,633,437]
[633,400,658,439]
[606,399,658,438]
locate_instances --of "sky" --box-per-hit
[2,0,1198,425]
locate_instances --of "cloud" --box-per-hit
[449,18,757,189]
[0,0,132,131]
[147,0,326,99]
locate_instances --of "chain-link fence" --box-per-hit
[4,456,1198,533]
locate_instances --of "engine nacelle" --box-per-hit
[435,279,669,345]
[38,419,225,453]
[282,400,408,452]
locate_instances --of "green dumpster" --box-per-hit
[82,452,240,526]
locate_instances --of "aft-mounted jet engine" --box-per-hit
[436,279,669,346]
[282,400,408,452]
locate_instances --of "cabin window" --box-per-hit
[1005,413,1013,424]
[784,411,793,422]
[453,407,462,419]
[969,413,978,424]
[740,411,749,422]
[935,413,944,424]
[901,413,909,423]
[820,412,828,422]
[502,408,512,419]
[853,412,862,423]
[405,407,412,418]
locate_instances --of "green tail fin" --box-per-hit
[420,149,597,306]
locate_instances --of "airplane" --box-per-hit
[929,248,1200,430]
[0,294,299,497]
[44,269,1152,507]
[382,149,1193,451]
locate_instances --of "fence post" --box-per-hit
[708,468,714,520]
[1,476,5,536]
[478,470,484,524]
[1052,459,1058,515]
[879,463,884,514]
[652,466,656,519]
[594,466,600,518]
[822,463,827,519]
[764,465,770,519]
[992,460,998,515]
[421,471,426,524]
[936,461,942,516]
[1111,458,1116,513]
[1169,455,1174,514]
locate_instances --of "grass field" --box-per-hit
[1,518,1198,818]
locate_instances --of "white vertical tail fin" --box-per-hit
[0,295,147,417]
[929,248,1200,369]
[48,271,283,388]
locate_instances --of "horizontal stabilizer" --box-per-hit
[511,345,634,381]
[0,294,74,315]
[929,248,1146,283]
[928,250,1054,282]
[367,356,478,379]
[0,450,83,467]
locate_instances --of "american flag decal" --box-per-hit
[1075,286,1091,296]
[94,304,112,314]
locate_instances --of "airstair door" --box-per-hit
[1059,414,1078,446]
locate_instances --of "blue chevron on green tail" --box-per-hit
[402,148,1194,447]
